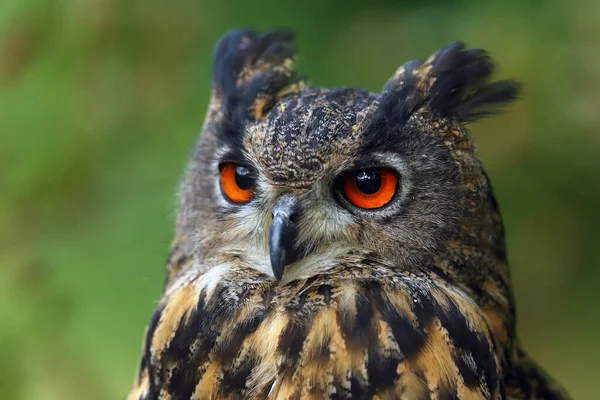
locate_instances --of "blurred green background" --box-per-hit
[1,0,599,398]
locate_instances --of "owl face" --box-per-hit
[176,31,518,283]
[192,89,468,282]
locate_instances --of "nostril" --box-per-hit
[288,212,299,224]
[271,211,299,224]
[271,195,300,224]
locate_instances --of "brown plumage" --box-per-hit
[127,30,568,399]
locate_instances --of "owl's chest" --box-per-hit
[145,274,500,399]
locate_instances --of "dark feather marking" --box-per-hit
[272,96,299,149]
[138,348,148,382]
[206,284,247,319]
[318,284,332,305]
[439,385,460,400]
[277,320,307,370]
[167,292,213,360]
[217,288,273,393]
[454,352,481,389]
[349,376,369,399]
[214,308,268,364]
[164,287,256,399]
[337,289,375,347]
[168,362,201,400]
[165,292,210,399]
[304,105,328,146]
[221,357,257,394]
[438,298,498,396]
[144,305,164,400]
[498,377,507,400]
[365,282,427,359]
[277,291,311,371]
[366,345,400,394]
[408,287,499,393]
[144,306,164,400]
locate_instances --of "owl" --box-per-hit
[127,30,568,400]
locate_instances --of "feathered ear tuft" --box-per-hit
[362,42,520,136]
[211,29,303,137]
[424,42,521,123]
[357,43,520,151]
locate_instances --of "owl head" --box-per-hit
[174,30,519,292]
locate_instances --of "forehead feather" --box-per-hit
[244,88,376,187]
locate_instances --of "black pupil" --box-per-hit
[235,165,254,190]
[355,170,382,195]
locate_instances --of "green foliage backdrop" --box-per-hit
[1,0,599,398]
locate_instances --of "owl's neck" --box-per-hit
[433,169,516,361]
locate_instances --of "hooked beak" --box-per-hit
[269,195,300,280]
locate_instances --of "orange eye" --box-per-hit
[342,168,398,209]
[220,163,255,204]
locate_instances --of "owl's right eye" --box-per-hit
[338,167,399,210]
[220,163,256,204]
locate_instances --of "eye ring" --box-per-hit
[220,163,256,204]
[341,168,398,209]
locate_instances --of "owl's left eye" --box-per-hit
[220,163,256,204]
[339,167,399,209]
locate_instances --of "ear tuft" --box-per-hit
[364,42,520,132]
[357,43,520,151]
[452,80,521,123]
[424,42,521,122]
[212,29,303,130]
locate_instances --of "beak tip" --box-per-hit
[269,247,286,281]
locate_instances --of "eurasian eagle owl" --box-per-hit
[128,30,567,400]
